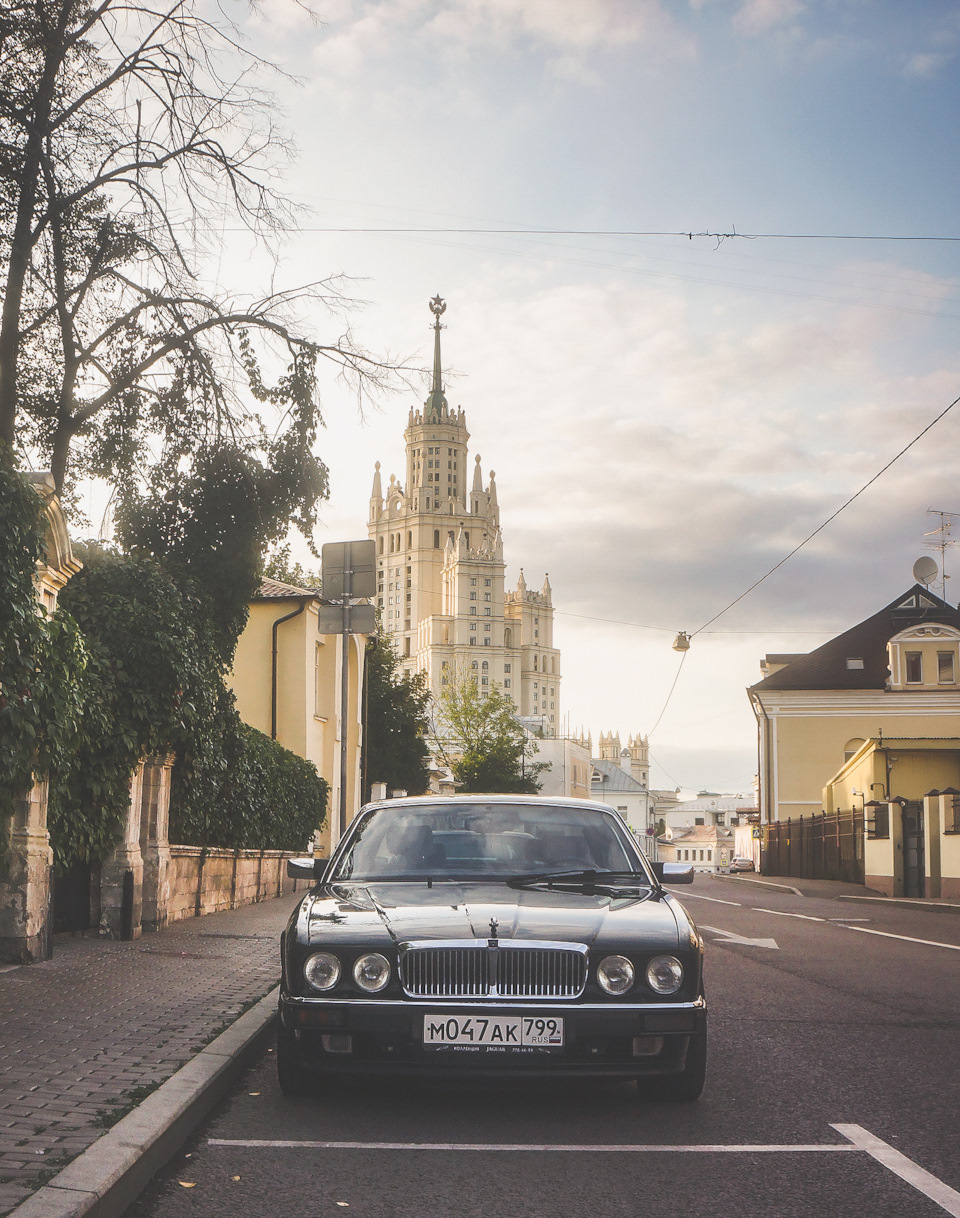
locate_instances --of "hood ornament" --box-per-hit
[489,917,499,939]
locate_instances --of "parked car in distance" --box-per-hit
[280,795,706,1101]
[729,856,755,872]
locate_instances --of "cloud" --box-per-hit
[903,50,952,79]
[730,0,806,38]
[301,0,692,99]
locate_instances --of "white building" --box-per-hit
[661,792,755,836]
[368,297,561,735]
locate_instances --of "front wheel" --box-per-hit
[638,1030,706,1102]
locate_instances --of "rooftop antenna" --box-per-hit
[923,509,958,600]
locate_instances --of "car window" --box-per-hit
[333,803,642,880]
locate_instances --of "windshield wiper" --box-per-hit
[506,869,652,893]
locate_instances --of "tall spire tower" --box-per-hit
[367,297,561,737]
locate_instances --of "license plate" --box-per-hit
[423,1014,563,1049]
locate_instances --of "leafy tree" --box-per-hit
[0,0,394,534]
[432,674,548,794]
[53,540,326,866]
[363,633,431,801]
[263,544,321,592]
[51,542,199,865]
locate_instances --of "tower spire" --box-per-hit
[425,295,448,420]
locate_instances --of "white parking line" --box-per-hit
[210,1128,960,1212]
[752,908,825,922]
[836,924,960,951]
[834,1124,960,1216]
[208,1139,857,1152]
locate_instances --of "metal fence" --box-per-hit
[762,810,864,884]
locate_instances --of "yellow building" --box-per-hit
[749,580,960,848]
[228,579,370,855]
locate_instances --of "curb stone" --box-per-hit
[7,988,279,1218]
[710,874,804,896]
[834,894,960,914]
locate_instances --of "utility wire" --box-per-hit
[285,226,960,243]
[647,650,689,738]
[693,389,960,637]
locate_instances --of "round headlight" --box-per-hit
[597,955,635,996]
[646,955,683,994]
[353,953,391,993]
[303,951,341,992]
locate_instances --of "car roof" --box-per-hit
[359,795,619,815]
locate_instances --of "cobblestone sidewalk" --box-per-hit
[0,895,298,1217]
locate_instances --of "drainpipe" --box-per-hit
[271,600,309,740]
[750,690,770,872]
[749,690,769,823]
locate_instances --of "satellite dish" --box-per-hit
[913,555,938,586]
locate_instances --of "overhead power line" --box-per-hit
[693,389,960,636]
[291,226,960,243]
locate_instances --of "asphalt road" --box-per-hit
[129,876,960,1218]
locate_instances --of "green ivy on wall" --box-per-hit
[0,465,85,820]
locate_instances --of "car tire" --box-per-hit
[276,1017,315,1097]
[638,1029,707,1103]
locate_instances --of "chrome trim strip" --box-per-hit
[282,995,706,1012]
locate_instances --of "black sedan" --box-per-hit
[280,796,706,1100]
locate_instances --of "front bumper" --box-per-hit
[279,993,707,1079]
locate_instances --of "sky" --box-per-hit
[179,0,960,797]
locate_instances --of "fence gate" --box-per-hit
[900,800,925,898]
[52,861,92,934]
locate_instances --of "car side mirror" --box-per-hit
[652,862,695,885]
[287,857,323,880]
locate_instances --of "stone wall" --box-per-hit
[166,847,307,923]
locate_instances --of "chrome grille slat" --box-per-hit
[400,942,586,999]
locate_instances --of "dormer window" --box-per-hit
[887,623,960,690]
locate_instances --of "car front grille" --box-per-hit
[399,941,587,999]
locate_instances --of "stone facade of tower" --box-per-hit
[367,298,561,736]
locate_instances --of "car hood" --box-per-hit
[300,881,689,952]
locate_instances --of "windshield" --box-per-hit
[332,802,647,882]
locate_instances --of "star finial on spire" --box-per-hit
[425,296,448,420]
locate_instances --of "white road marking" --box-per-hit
[834,1124,960,1216]
[212,1125,960,1209]
[836,924,960,952]
[207,1139,856,1153]
[828,917,871,921]
[698,924,780,950]
[672,893,742,906]
[752,908,825,922]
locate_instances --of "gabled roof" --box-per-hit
[670,793,751,814]
[751,584,960,692]
[255,578,320,600]
[590,759,646,793]
[670,824,735,844]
